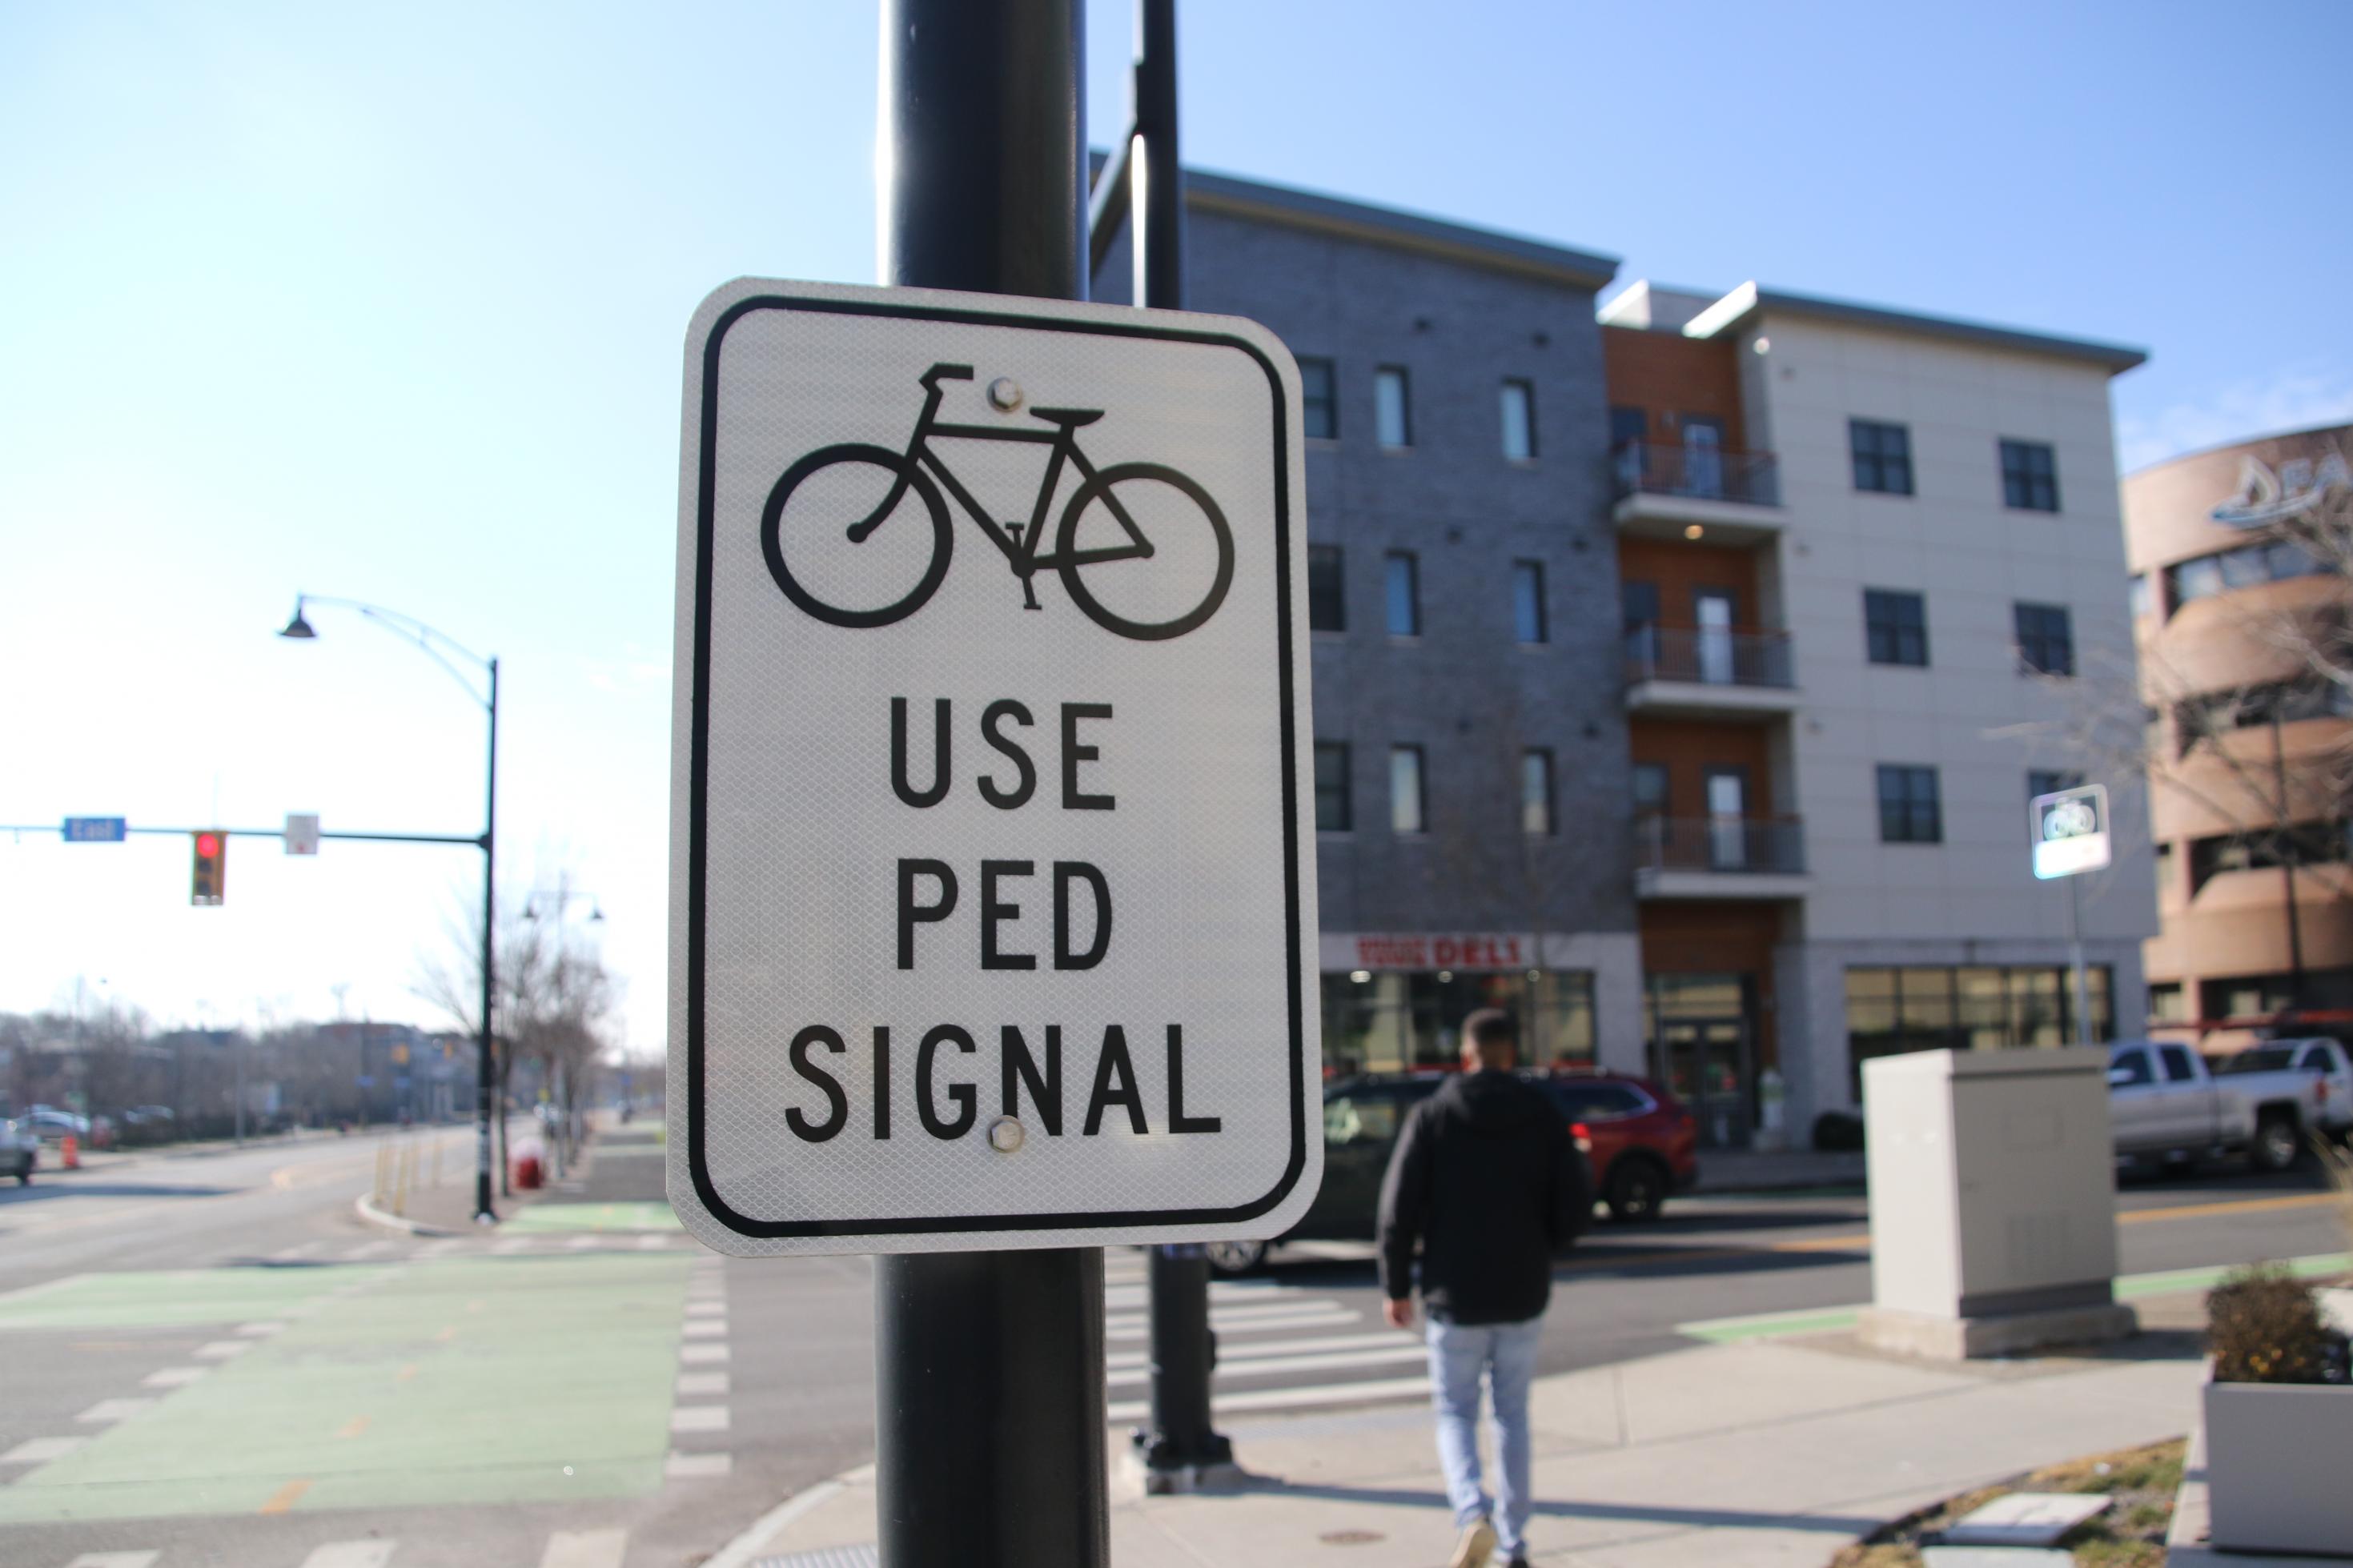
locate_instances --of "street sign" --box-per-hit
[2031,784,2110,879]
[668,278,1320,1257]
[284,813,321,856]
[62,816,126,843]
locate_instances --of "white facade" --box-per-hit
[1684,287,2158,1121]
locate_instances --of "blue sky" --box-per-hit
[3,0,2346,1054]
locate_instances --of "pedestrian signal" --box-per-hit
[191,829,227,905]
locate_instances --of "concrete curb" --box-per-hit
[351,1193,465,1238]
[703,1474,852,1568]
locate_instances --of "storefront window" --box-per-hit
[1846,964,2114,1092]
[1319,968,1595,1076]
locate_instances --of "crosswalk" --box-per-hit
[1099,1249,1428,1423]
[260,1231,694,1265]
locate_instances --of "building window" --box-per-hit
[1299,356,1337,441]
[1850,419,1914,495]
[1512,560,1547,644]
[1632,762,1668,816]
[1877,764,1941,844]
[1389,745,1426,835]
[2148,982,2186,1022]
[2000,439,2060,512]
[2178,679,2353,754]
[1385,552,1420,637]
[1521,749,1555,836]
[2128,573,2151,620]
[1864,588,1929,667]
[1375,367,1411,449]
[2014,601,2074,676]
[2188,821,2351,896]
[2028,769,2085,800]
[1313,743,1351,832]
[1320,968,1596,1073]
[1500,379,1536,460]
[1307,544,1345,632]
[2162,537,2324,616]
[1847,964,2114,1087]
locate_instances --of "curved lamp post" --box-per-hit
[279,594,501,1224]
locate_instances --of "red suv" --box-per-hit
[1203,1068,1700,1275]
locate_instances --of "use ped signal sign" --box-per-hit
[667,279,1322,1257]
[2030,784,2110,880]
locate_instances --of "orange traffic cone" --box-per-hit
[61,1133,79,1169]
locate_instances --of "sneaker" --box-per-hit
[1504,1558,1530,1568]
[1448,1518,1497,1568]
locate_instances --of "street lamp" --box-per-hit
[278,593,502,1225]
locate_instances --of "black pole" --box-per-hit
[873,4,1105,1566]
[474,656,499,1222]
[1126,0,1233,1489]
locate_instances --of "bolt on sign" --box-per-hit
[667,279,1322,1257]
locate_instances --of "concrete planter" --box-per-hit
[2203,1375,2353,1554]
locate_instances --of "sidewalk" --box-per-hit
[735,1313,2206,1566]
[1692,1147,1865,1193]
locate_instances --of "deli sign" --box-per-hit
[1346,932,1535,972]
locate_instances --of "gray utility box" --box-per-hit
[1857,1048,2136,1360]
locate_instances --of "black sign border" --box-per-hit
[684,290,1309,1239]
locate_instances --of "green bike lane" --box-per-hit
[0,1250,693,1524]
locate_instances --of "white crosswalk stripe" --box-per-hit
[538,1527,628,1568]
[299,1542,397,1568]
[63,1553,161,1568]
[1100,1265,1429,1421]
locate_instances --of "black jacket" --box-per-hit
[1375,1071,1591,1325]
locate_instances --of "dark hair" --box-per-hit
[1463,1009,1519,1050]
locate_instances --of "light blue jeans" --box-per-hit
[1426,1315,1544,1555]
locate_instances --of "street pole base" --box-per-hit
[1119,1444,1244,1498]
[472,1209,498,1226]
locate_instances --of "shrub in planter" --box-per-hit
[2202,1265,2353,1554]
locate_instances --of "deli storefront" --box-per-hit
[1319,932,1596,1076]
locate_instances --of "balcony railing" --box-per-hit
[1624,625,1794,689]
[1613,440,1781,508]
[1634,815,1806,876]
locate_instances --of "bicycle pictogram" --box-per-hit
[761,363,1235,640]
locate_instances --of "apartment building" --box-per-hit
[1093,166,2156,1144]
[1094,172,1644,1076]
[1601,282,2156,1142]
[2123,423,2353,1031]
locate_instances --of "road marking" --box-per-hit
[670,1405,730,1433]
[2122,1191,2341,1225]
[195,1340,252,1359]
[1106,1308,1358,1342]
[142,1365,208,1389]
[685,1301,726,1317]
[1106,1329,1411,1371]
[258,1477,313,1514]
[341,1241,396,1261]
[335,1415,370,1438]
[1106,1374,1431,1424]
[78,1398,155,1424]
[0,1436,86,1464]
[636,1234,670,1250]
[236,1319,288,1336]
[677,1371,730,1396]
[540,1528,629,1568]
[1108,1342,1428,1390]
[680,1343,730,1365]
[434,1325,457,1342]
[298,1542,394,1568]
[275,1241,327,1261]
[397,1362,419,1382]
[667,1450,733,1478]
[682,1318,729,1339]
[493,1237,536,1255]
[65,1553,161,1568]
[567,1237,600,1251]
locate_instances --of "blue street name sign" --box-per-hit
[62,817,127,843]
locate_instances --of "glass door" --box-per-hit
[1657,1018,1753,1149]
[1705,768,1747,870]
[1681,416,1725,499]
[1695,591,1736,685]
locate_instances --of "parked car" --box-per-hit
[1203,1068,1696,1275]
[0,1117,36,1185]
[2108,1040,2319,1173]
[2210,1037,2353,1145]
[22,1108,90,1145]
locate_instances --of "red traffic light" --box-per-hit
[195,832,221,857]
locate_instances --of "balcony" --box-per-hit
[1612,441,1786,543]
[1633,816,1809,900]
[1624,625,1801,720]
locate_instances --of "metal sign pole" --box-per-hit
[870,4,1108,1565]
[2068,872,2091,1047]
[1127,0,1234,1490]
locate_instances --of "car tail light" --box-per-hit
[1570,1121,1593,1154]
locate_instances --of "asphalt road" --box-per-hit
[0,1129,2343,1568]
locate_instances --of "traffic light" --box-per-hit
[191,829,227,906]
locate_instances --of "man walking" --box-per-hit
[1378,1009,1590,1568]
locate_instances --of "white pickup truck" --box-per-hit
[2210,1037,2353,1145]
[2107,1039,2336,1172]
